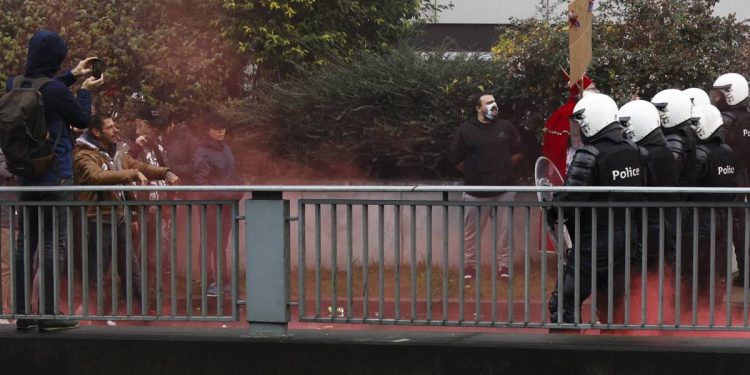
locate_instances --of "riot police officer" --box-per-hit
[710,73,750,285]
[651,89,699,192]
[548,93,644,324]
[618,100,679,270]
[689,104,736,306]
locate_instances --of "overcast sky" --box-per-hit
[432,0,750,24]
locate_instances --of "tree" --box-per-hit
[492,0,750,138]
[0,0,246,122]
[222,0,448,80]
[233,44,509,179]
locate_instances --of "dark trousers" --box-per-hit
[86,219,142,306]
[549,230,628,324]
[14,179,72,315]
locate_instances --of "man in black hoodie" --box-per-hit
[449,92,522,280]
[5,30,103,331]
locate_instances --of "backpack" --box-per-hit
[0,76,62,178]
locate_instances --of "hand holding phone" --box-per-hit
[92,59,105,79]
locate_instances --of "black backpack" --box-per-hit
[0,76,62,178]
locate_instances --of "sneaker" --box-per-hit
[206,283,219,297]
[463,266,475,280]
[499,266,510,279]
[15,319,38,330]
[38,319,79,332]
[0,319,10,325]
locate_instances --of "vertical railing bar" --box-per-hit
[692,207,699,326]
[524,206,531,324]
[607,208,614,326]
[331,204,338,322]
[170,204,177,318]
[726,207,733,327]
[140,205,148,315]
[491,205,497,323]
[156,205,163,317]
[624,207,631,327]
[52,206,59,316]
[507,204,514,323]
[675,208,682,327]
[185,204,192,318]
[96,206,103,316]
[200,205,208,317]
[641,207,647,326]
[710,208,716,327]
[362,204,369,320]
[394,204,401,321]
[125,208,134,316]
[66,206,74,316]
[346,204,353,321]
[410,205,417,322]
[426,205,433,322]
[37,206,45,316]
[590,207,597,325]
[378,204,385,321]
[658,207,665,326]
[442,204,449,324]
[80,206,89,316]
[314,204,321,318]
[111,207,118,317]
[541,203,548,324]
[298,202,306,320]
[217,204,225,318]
[459,205,465,322]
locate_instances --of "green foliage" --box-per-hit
[492,0,750,137]
[234,45,508,178]
[222,0,448,80]
[0,0,245,121]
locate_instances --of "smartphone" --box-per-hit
[92,59,105,79]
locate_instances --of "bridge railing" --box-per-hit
[2,185,750,333]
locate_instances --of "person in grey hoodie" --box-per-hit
[191,112,242,297]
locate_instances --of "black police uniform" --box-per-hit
[635,129,680,270]
[720,105,750,278]
[684,128,736,305]
[548,124,644,324]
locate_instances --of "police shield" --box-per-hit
[534,156,572,252]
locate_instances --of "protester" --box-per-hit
[542,71,597,177]
[4,30,103,331]
[129,105,173,289]
[449,91,522,280]
[0,150,14,323]
[73,114,180,314]
[191,112,242,297]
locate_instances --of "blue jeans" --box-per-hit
[14,178,72,315]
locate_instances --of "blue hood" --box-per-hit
[25,30,68,78]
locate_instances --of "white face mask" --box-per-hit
[483,102,498,120]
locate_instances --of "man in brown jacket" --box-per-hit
[73,114,180,315]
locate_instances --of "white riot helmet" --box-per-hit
[711,73,749,107]
[692,104,724,140]
[683,88,711,106]
[571,93,620,139]
[651,89,694,128]
[618,100,661,143]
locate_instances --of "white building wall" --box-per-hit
[431,0,750,24]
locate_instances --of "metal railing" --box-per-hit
[293,186,750,331]
[2,185,750,333]
[0,186,240,322]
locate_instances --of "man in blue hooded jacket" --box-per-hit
[6,30,103,331]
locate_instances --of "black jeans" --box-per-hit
[14,178,72,315]
[86,218,143,306]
